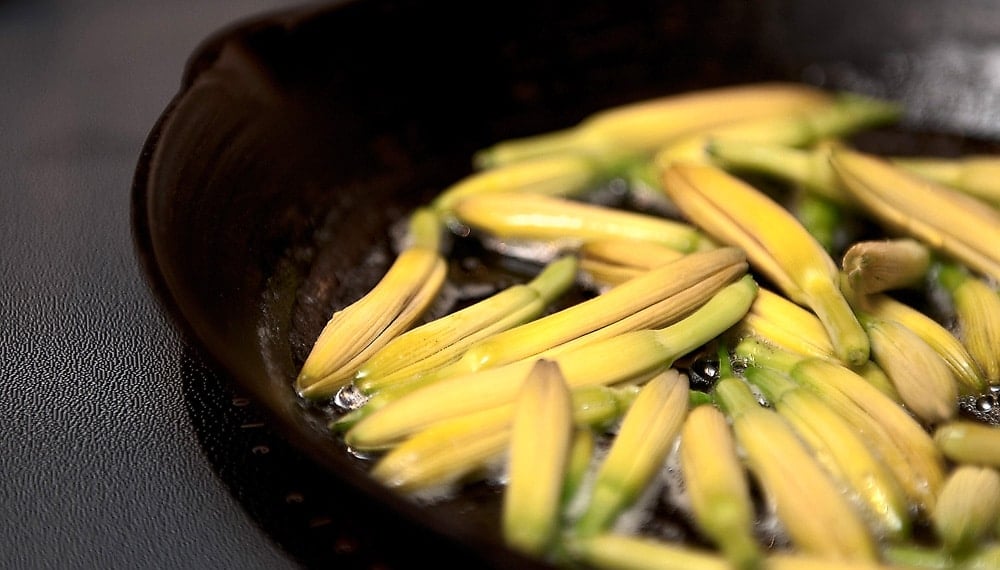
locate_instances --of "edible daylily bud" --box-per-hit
[370,404,512,493]
[345,277,756,450]
[663,162,869,367]
[503,360,574,557]
[860,314,958,424]
[734,287,835,360]
[739,340,944,513]
[841,238,932,296]
[940,264,1000,385]
[452,191,714,256]
[932,465,1000,555]
[297,208,447,399]
[432,153,604,214]
[714,376,878,562]
[934,421,1000,468]
[574,370,689,536]
[354,255,577,394]
[654,93,900,167]
[566,533,731,570]
[706,139,849,205]
[791,355,946,511]
[578,238,684,290]
[679,404,761,569]
[474,82,833,168]
[451,247,745,375]
[831,148,1000,282]
[370,368,637,494]
[745,365,910,540]
[892,154,1000,207]
[861,293,987,395]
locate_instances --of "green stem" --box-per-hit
[713,376,759,418]
[408,207,444,251]
[733,337,803,374]
[743,365,797,404]
[794,192,843,253]
[653,275,758,357]
[936,260,970,294]
[528,255,579,301]
[881,545,955,569]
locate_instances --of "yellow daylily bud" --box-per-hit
[371,371,637,494]
[892,154,1000,207]
[745,365,910,540]
[736,339,945,513]
[934,421,1000,468]
[656,92,900,167]
[932,465,1000,555]
[346,276,756,451]
[860,314,958,424]
[679,404,761,569]
[503,360,574,557]
[452,192,714,255]
[297,209,447,399]
[831,148,1000,282]
[841,238,932,296]
[940,264,1000,384]
[432,153,604,214]
[566,533,731,570]
[475,82,833,168]
[663,162,869,367]
[353,255,577,394]
[370,404,512,494]
[862,293,987,395]
[449,247,746,375]
[580,238,686,272]
[574,370,689,536]
[340,247,745,426]
[714,376,878,562]
[735,286,834,360]
[706,139,849,206]
[790,356,946,511]
[579,238,685,290]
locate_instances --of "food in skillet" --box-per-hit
[295,82,1000,569]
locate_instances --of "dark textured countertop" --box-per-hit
[0,1,327,568]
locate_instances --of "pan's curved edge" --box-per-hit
[128,2,546,568]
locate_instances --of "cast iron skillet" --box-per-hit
[133,0,1000,566]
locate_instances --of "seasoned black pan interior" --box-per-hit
[133,0,1000,566]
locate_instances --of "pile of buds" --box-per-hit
[295,82,1000,569]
